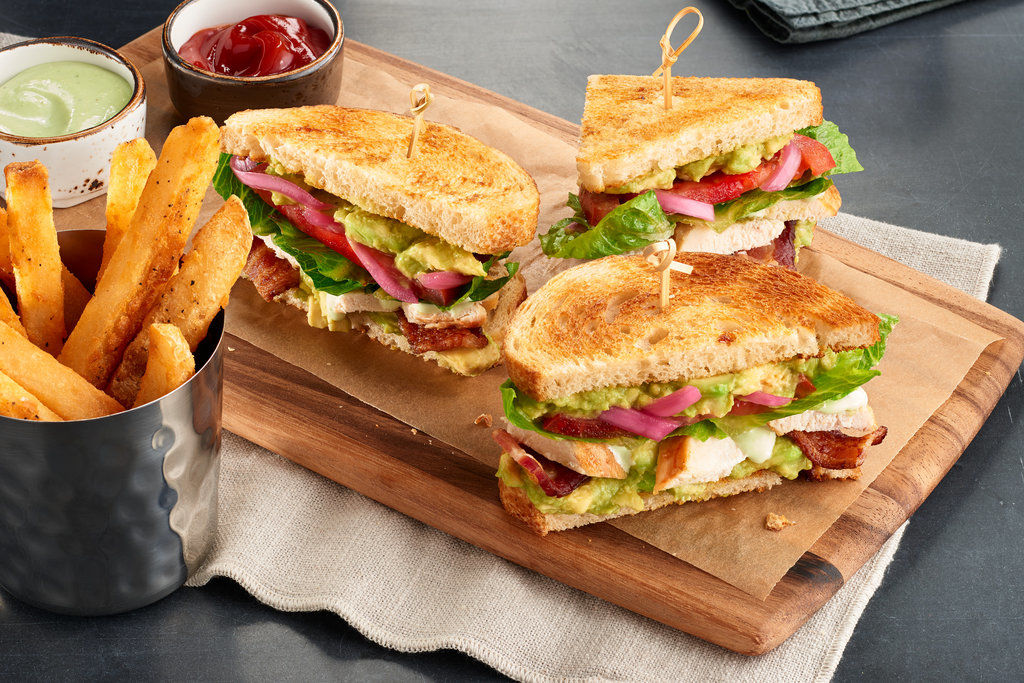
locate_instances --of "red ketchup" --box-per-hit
[178,15,331,77]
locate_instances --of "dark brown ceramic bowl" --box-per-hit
[161,0,344,123]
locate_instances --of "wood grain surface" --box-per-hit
[112,28,1024,654]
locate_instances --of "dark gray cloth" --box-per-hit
[728,0,968,42]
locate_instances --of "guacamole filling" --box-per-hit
[540,121,862,259]
[603,134,793,194]
[497,434,811,516]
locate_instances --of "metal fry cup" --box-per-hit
[0,229,222,615]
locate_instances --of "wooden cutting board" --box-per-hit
[110,28,1024,654]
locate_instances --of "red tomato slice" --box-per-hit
[253,188,362,265]
[791,135,835,177]
[661,155,780,205]
[579,189,621,226]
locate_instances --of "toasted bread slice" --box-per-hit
[222,106,539,254]
[498,471,781,535]
[578,76,822,192]
[503,253,880,400]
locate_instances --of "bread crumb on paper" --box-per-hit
[765,513,796,531]
[474,413,493,428]
[411,428,418,435]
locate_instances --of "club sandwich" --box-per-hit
[494,252,894,534]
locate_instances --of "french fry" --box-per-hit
[108,196,251,405]
[0,321,123,419]
[0,207,13,291]
[62,268,91,330]
[0,205,93,330]
[132,323,195,408]
[0,369,61,421]
[58,116,220,388]
[0,288,26,337]
[99,138,157,280]
[5,161,66,354]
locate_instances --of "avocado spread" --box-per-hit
[516,354,837,421]
[265,162,485,278]
[603,134,793,194]
[497,435,811,516]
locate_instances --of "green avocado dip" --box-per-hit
[0,62,132,137]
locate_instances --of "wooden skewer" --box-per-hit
[651,7,704,110]
[643,239,692,313]
[406,83,434,158]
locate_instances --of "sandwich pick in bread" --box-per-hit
[540,76,861,267]
[214,105,539,376]
[494,253,895,535]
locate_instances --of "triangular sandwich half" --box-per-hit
[494,253,894,534]
[215,105,539,376]
[540,76,861,267]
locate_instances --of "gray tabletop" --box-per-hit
[1,1,1022,680]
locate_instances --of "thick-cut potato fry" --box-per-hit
[0,288,26,337]
[0,369,61,421]
[132,323,195,408]
[99,138,157,279]
[5,161,66,354]
[0,321,123,419]
[0,205,92,330]
[62,268,91,330]
[0,207,13,290]
[108,196,251,405]
[58,117,220,388]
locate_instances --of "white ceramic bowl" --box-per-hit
[0,37,146,208]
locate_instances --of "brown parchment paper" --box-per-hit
[58,55,1002,600]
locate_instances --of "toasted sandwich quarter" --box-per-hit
[495,253,895,535]
[540,76,862,268]
[215,105,539,375]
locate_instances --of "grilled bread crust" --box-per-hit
[222,106,540,254]
[498,471,781,535]
[578,76,822,192]
[503,253,880,400]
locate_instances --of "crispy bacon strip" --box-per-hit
[398,313,487,354]
[772,222,797,268]
[789,426,888,470]
[243,240,299,302]
[493,429,590,497]
[540,413,633,439]
[737,222,796,268]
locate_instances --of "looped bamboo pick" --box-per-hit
[643,239,693,313]
[651,7,704,110]
[406,83,434,158]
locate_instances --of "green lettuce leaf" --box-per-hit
[713,314,897,432]
[539,191,674,259]
[444,256,519,309]
[797,120,864,175]
[212,153,276,230]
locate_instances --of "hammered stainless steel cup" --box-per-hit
[0,229,222,615]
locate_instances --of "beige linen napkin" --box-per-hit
[187,214,1000,683]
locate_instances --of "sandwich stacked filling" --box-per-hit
[541,76,862,267]
[214,106,539,375]
[493,253,895,534]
